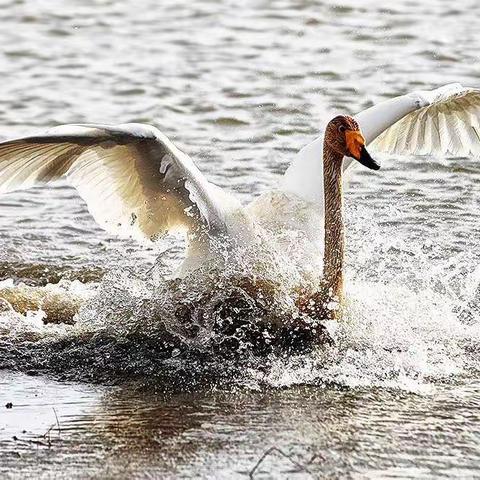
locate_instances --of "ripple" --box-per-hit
[210,116,250,126]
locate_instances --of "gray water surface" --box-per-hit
[1,372,479,479]
[1,0,480,478]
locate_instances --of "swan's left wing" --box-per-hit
[357,83,480,157]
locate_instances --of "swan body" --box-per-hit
[0,83,479,281]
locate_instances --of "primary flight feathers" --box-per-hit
[371,84,480,156]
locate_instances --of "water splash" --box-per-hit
[0,207,479,393]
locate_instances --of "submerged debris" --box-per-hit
[249,447,322,479]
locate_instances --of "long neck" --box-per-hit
[322,143,345,303]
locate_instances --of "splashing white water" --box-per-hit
[0,202,479,393]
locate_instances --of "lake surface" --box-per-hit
[1,0,480,478]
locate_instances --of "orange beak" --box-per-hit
[345,130,365,160]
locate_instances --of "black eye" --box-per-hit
[338,125,346,133]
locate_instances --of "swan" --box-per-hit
[0,83,479,323]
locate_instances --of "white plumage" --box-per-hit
[370,84,480,157]
[0,83,478,276]
[0,123,234,243]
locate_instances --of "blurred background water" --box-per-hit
[1,0,480,478]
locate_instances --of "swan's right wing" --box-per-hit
[366,84,480,157]
[0,123,228,242]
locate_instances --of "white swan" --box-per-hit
[0,83,478,284]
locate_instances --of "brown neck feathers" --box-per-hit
[297,140,345,324]
[322,143,345,308]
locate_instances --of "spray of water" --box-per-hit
[0,202,479,393]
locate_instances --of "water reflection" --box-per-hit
[2,372,479,478]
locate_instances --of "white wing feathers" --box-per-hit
[366,83,480,157]
[0,123,227,242]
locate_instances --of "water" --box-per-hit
[1,0,480,478]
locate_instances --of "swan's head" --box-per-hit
[325,115,380,170]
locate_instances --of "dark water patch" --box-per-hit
[211,116,250,126]
[47,28,71,37]
[0,328,330,392]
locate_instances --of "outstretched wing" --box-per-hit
[0,123,228,242]
[358,83,480,157]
